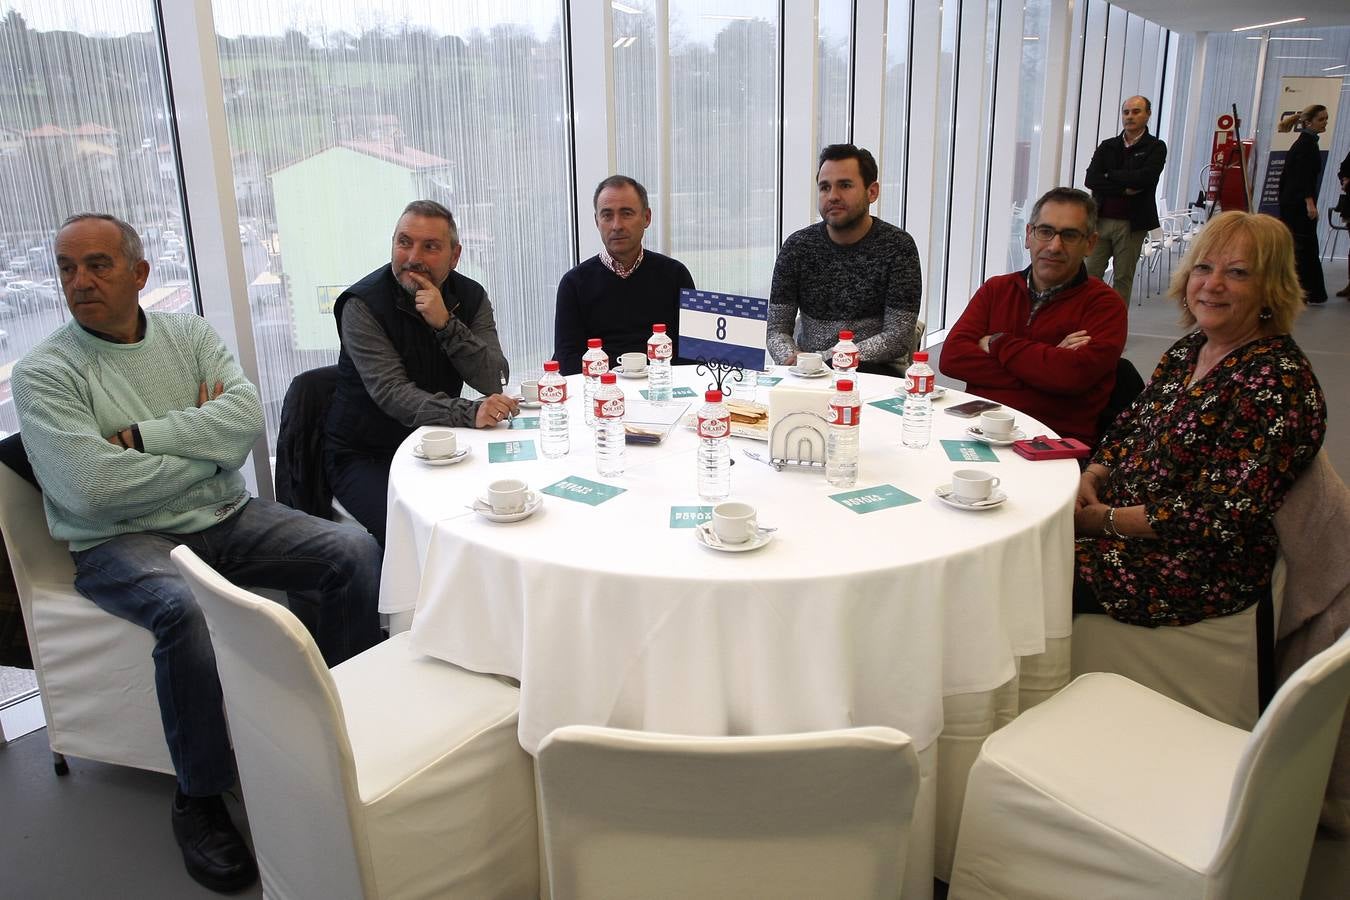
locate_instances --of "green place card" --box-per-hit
[669,506,713,528]
[829,483,921,514]
[757,375,783,387]
[542,476,627,506]
[941,440,999,462]
[640,386,697,400]
[868,396,908,416]
[488,439,538,463]
[507,416,540,430]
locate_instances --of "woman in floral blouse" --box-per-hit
[1073,211,1326,626]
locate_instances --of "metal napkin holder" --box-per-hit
[764,411,828,472]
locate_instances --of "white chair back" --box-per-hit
[0,457,74,589]
[537,725,919,900]
[1210,630,1350,896]
[171,546,374,900]
[0,458,170,773]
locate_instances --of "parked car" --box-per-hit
[33,278,63,308]
[5,280,36,311]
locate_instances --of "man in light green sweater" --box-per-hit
[12,214,384,894]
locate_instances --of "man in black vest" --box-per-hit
[325,200,516,543]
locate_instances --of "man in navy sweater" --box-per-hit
[553,176,695,374]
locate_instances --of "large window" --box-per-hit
[613,2,781,299]
[817,0,853,147]
[212,2,574,442]
[0,4,191,437]
[1008,0,1053,271]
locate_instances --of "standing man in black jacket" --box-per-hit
[325,200,518,543]
[1084,95,1167,305]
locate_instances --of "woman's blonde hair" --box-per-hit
[1300,103,1327,125]
[1167,211,1304,334]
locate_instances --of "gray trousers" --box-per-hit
[1086,217,1148,303]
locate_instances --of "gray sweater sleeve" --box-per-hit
[341,297,481,428]
[434,289,509,397]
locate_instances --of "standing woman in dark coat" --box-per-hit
[1336,148,1350,298]
[1277,104,1330,303]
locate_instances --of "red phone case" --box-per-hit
[1012,436,1091,460]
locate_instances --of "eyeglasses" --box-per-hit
[1029,225,1090,246]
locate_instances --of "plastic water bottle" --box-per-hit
[902,351,935,449]
[827,378,861,487]
[831,330,860,387]
[647,323,673,403]
[593,372,626,477]
[538,360,570,458]
[696,390,731,501]
[581,338,608,427]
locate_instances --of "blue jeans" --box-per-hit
[72,498,383,796]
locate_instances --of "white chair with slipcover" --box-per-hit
[0,447,171,776]
[1071,539,1290,729]
[170,545,538,900]
[536,724,920,900]
[948,630,1350,899]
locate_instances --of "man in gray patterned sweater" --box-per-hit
[767,144,922,372]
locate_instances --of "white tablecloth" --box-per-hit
[388,366,1075,743]
[382,366,1077,893]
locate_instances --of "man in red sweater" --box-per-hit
[941,187,1126,445]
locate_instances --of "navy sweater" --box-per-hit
[553,251,695,375]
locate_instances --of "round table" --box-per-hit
[379,365,1078,893]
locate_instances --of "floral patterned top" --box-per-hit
[1075,331,1325,626]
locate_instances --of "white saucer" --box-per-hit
[471,492,542,523]
[518,399,541,409]
[894,384,947,400]
[788,366,830,379]
[613,366,648,379]
[695,521,775,552]
[412,445,471,466]
[966,426,1026,447]
[933,485,1007,511]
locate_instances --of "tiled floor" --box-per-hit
[2,258,1347,897]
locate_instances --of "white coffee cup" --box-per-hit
[487,478,529,514]
[979,410,1016,437]
[619,352,647,373]
[951,469,1001,502]
[712,501,758,544]
[420,430,458,459]
[797,352,824,373]
[521,380,540,403]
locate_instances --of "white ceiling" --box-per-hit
[1108,0,1350,34]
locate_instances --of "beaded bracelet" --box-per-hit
[1102,507,1126,539]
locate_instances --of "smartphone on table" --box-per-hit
[944,399,1002,419]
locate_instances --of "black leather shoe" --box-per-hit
[171,789,259,893]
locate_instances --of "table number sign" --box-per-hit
[542,476,627,506]
[507,417,540,430]
[488,440,538,463]
[829,483,921,514]
[940,440,999,463]
[678,288,768,372]
[868,396,908,417]
[669,506,714,528]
